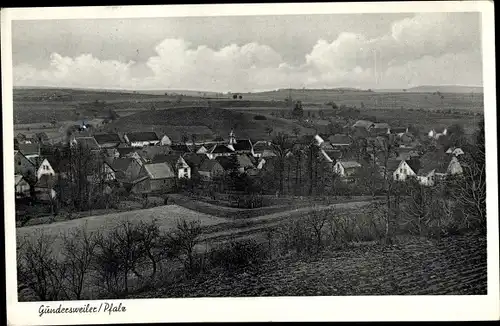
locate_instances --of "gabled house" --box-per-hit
[252,141,276,158]
[34,157,57,180]
[369,123,391,136]
[333,160,362,178]
[428,127,448,139]
[132,163,177,194]
[111,157,143,182]
[446,147,465,157]
[232,139,254,155]
[391,159,421,182]
[71,136,101,152]
[416,150,452,186]
[15,174,30,198]
[206,144,234,159]
[124,132,160,147]
[198,159,225,180]
[140,145,172,163]
[195,145,208,154]
[160,134,172,146]
[328,134,352,148]
[93,133,122,148]
[34,174,57,201]
[152,154,191,179]
[352,120,375,130]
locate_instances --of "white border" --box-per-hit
[2,2,499,324]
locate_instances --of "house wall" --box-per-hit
[150,178,176,192]
[393,161,416,181]
[160,136,172,146]
[36,159,56,180]
[15,179,30,196]
[177,166,191,179]
[448,157,463,175]
[131,179,150,194]
[130,140,160,147]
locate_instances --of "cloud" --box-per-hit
[12,13,482,91]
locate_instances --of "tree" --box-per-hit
[233,94,238,100]
[239,95,243,100]
[61,223,98,299]
[292,126,301,138]
[108,109,119,121]
[265,127,274,137]
[271,133,292,196]
[292,100,304,119]
[191,134,198,145]
[331,102,338,110]
[181,133,189,145]
[168,219,203,275]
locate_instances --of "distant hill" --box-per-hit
[104,106,314,141]
[375,85,483,93]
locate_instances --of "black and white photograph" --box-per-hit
[2,2,499,324]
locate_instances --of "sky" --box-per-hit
[12,12,483,92]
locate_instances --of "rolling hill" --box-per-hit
[104,106,315,142]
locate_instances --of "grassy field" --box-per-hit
[132,233,486,297]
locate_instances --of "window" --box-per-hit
[184,168,188,173]
[396,173,400,180]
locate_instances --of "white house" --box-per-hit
[125,132,161,147]
[333,160,362,178]
[160,135,172,146]
[36,158,56,180]
[428,127,448,139]
[392,160,418,181]
[446,147,465,157]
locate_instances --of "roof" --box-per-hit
[126,132,159,142]
[418,150,450,175]
[320,142,335,151]
[319,149,334,163]
[170,144,192,153]
[35,174,55,188]
[144,163,175,179]
[236,154,255,169]
[391,127,407,134]
[111,158,136,172]
[94,133,122,145]
[199,158,224,172]
[152,154,181,166]
[18,143,40,156]
[209,144,234,154]
[75,137,100,150]
[328,134,352,145]
[372,123,390,129]
[141,146,172,160]
[215,156,239,170]
[352,120,374,129]
[183,153,206,167]
[337,161,362,169]
[253,141,273,152]
[432,127,448,134]
[233,139,253,152]
[385,159,402,173]
[15,174,24,185]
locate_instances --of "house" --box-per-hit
[111,157,143,182]
[235,154,256,173]
[328,134,352,148]
[152,154,191,179]
[34,174,57,201]
[140,146,172,162]
[369,123,391,136]
[160,134,172,146]
[252,141,276,158]
[124,132,160,147]
[198,159,225,180]
[206,144,234,159]
[71,137,101,152]
[390,127,408,136]
[215,156,240,173]
[352,120,375,130]
[15,175,30,198]
[333,160,362,178]
[195,145,208,154]
[93,133,122,148]
[14,151,53,183]
[232,139,254,155]
[446,147,465,157]
[428,127,448,139]
[18,143,41,160]
[391,159,421,182]
[132,163,177,193]
[34,157,57,180]
[416,151,452,186]
[117,147,138,158]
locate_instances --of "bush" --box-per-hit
[254,115,267,120]
[209,239,268,273]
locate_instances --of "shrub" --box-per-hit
[209,238,268,273]
[254,115,267,120]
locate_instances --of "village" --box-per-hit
[14,112,468,216]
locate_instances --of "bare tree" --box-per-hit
[61,223,99,299]
[271,133,292,196]
[167,219,202,274]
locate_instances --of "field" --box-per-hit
[136,233,486,297]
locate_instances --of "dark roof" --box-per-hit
[236,154,255,169]
[215,156,239,170]
[372,122,390,129]
[141,146,172,160]
[433,127,448,134]
[352,120,374,129]
[385,159,402,173]
[117,147,138,157]
[209,144,234,154]
[94,133,122,144]
[75,137,100,150]
[18,143,40,156]
[233,139,253,152]
[183,153,206,167]
[126,132,159,142]
[35,132,49,140]
[328,134,352,145]
[418,150,450,175]
[391,127,407,134]
[350,127,370,138]
[253,141,273,152]
[370,128,390,136]
[152,154,181,166]
[170,144,192,153]
[199,159,224,172]
[111,157,136,172]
